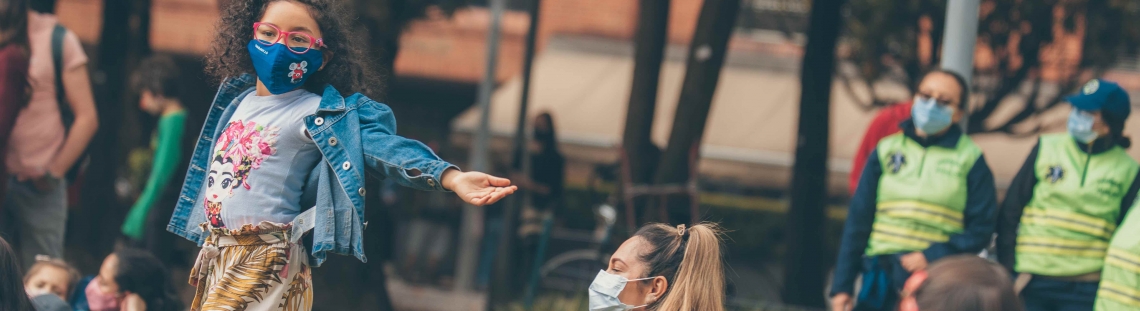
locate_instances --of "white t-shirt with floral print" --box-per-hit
[201,89,322,228]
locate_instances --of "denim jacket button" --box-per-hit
[314,117,325,126]
[342,161,352,170]
[329,137,338,146]
[358,187,366,196]
[427,178,436,187]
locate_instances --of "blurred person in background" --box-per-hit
[3,0,98,269]
[1095,197,1140,311]
[831,69,999,311]
[513,112,565,287]
[850,101,913,196]
[119,55,187,259]
[897,255,1022,311]
[85,248,182,311]
[0,236,35,311]
[589,223,726,311]
[0,0,30,207]
[996,79,1139,311]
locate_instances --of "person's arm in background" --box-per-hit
[919,155,999,265]
[0,48,29,198]
[121,111,186,240]
[832,150,883,297]
[995,143,1039,272]
[1117,170,1140,226]
[849,103,911,196]
[45,32,96,180]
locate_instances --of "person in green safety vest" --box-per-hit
[996,79,1140,311]
[831,69,1000,311]
[1096,197,1140,311]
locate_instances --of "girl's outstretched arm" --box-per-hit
[358,98,516,205]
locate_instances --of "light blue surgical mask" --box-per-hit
[588,270,654,311]
[912,96,956,134]
[1068,109,1099,144]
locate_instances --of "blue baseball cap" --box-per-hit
[1067,79,1131,121]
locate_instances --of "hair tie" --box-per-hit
[676,224,687,237]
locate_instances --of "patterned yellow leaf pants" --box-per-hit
[189,223,312,311]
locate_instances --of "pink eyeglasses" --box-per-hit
[252,22,326,54]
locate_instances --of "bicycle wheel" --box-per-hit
[533,249,608,310]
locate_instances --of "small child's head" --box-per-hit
[88,249,181,311]
[131,54,182,115]
[206,0,379,97]
[899,255,1022,311]
[23,255,80,302]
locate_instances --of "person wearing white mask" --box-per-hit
[831,69,999,311]
[995,79,1140,311]
[588,222,725,311]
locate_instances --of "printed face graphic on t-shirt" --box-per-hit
[204,121,278,227]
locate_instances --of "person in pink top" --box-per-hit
[2,7,98,269]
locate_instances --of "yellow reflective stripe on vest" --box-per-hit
[1098,281,1140,308]
[1106,249,1140,274]
[1023,208,1116,239]
[877,201,964,229]
[1016,236,1108,258]
[870,223,950,249]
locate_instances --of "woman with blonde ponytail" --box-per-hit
[587,222,725,311]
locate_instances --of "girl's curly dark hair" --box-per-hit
[205,0,381,97]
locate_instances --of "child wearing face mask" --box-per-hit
[166,1,517,310]
[23,256,80,303]
[85,248,182,311]
[589,223,725,311]
[995,79,1140,311]
[830,69,999,311]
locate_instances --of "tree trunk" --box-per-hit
[621,0,670,224]
[781,0,847,306]
[70,0,150,272]
[651,0,738,224]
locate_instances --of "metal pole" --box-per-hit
[940,0,979,131]
[939,0,979,84]
[488,0,541,305]
[457,0,507,293]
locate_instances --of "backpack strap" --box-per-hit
[52,24,84,181]
[51,24,73,129]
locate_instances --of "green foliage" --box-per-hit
[841,0,1140,134]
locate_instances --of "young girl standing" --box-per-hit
[165,1,516,310]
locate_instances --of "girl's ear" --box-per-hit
[646,276,668,304]
[319,50,333,71]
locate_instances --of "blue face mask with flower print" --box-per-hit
[247,39,324,94]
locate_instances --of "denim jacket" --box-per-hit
[167,74,456,266]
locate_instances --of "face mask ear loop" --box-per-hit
[629,276,658,309]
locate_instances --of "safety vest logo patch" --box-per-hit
[1047,165,1064,183]
[888,151,907,173]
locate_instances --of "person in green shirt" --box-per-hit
[120,55,186,242]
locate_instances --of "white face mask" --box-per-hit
[589,270,655,311]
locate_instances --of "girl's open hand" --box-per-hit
[442,169,517,206]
